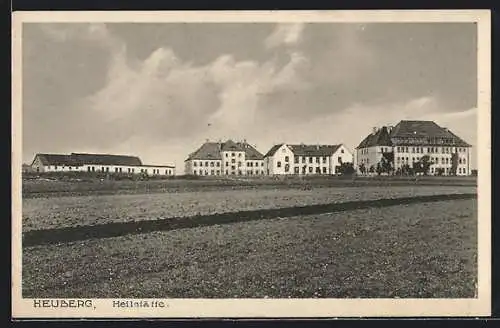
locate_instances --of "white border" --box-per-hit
[11,10,491,318]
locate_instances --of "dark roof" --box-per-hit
[390,120,471,146]
[185,142,222,161]
[33,154,81,166]
[264,144,284,157]
[288,144,342,156]
[221,140,244,152]
[356,126,393,149]
[70,153,143,166]
[237,142,264,160]
[186,140,264,161]
[356,120,471,149]
[33,153,143,166]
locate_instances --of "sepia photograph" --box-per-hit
[12,10,491,318]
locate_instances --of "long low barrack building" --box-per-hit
[30,153,176,176]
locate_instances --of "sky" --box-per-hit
[22,22,478,172]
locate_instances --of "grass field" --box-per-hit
[22,198,477,298]
[22,185,476,232]
[22,175,477,198]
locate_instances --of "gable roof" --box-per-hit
[264,144,284,157]
[185,140,264,161]
[33,154,79,166]
[390,120,471,146]
[237,142,264,160]
[221,140,244,152]
[185,142,222,161]
[288,144,342,157]
[33,153,143,166]
[356,126,393,149]
[356,120,471,149]
[70,153,142,166]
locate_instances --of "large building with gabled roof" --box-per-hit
[30,153,175,176]
[184,139,265,176]
[263,143,353,175]
[355,120,472,175]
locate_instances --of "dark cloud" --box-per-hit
[21,22,478,170]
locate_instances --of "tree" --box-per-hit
[338,162,355,176]
[450,152,459,176]
[376,151,394,175]
[358,163,366,175]
[414,155,432,176]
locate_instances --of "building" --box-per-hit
[184,140,265,176]
[355,120,472,176]
[263,144,353,175]
[30,153,176,176]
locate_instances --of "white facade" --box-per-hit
[265,144,354,175]
[356,145,471,176]
[30,155,175,176]
[186,157,265,176]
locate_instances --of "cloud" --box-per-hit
[265,23,305,49]
[23,23,478,172]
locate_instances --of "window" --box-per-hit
[225,170,229,175]
[315,157,320,164]
[232,153,235,157]
[322,167,327,174]
[238,162,242,167]
[309,157,312,164]
[323,157,327,164]
[211,170,214,175]
[231,159,235,164]
[194,171,197,175]
[261,162,264,167]
[102,167,106,172]
[216,162,220,167]
[119,167,122,173]
[277,161,282,168]
[231,165,235,170]
[210,162,214,167]
[225,153,228,157]
[87,167,91,172]
[405,147,409,153]
[194,162,198,167]
[341,149,344,153]
[294,167,299,174]
[238,170,242,175]
[294,156,299,164]
[316,167,320,174]
[165,169,169,174]
[411,147,415,153]
[132,168,135,173]
[302,157,305,163]
[285,156,289,162]
[285,164,290,172]
[445,158,449,164]
[441,158,445,164]
[199,170,203,175]
[338,156,342,163]
[238,153,242,157]
[309,167,313,173]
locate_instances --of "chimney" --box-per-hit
[372,127,378,134]
[387,125,394,133]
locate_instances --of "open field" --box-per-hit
[22,175,477,198]
[23,199,477,298]
[22,185,476,232]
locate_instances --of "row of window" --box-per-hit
[192,160,264,167]
[395,156,467,165]
[281,156,344,165]
[194,169,265,176]
[85,166,172,175]
[396,146,468,154]
[224,152,244,158]
[429,167,467,174]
